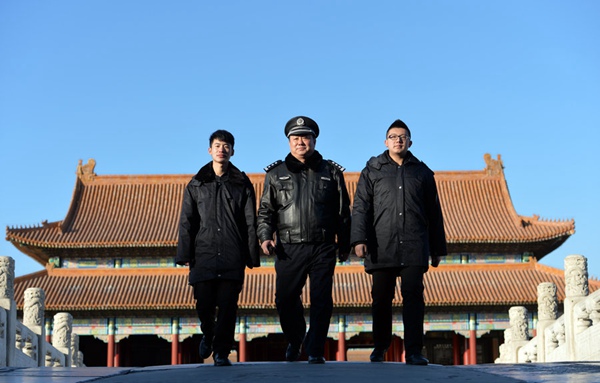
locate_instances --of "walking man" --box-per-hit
[176,130,260,366]
[351,119,447,365]
[257,116,351,364]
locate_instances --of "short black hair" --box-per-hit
[209,130,235,148]
[386,119,411,138]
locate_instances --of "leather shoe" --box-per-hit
[199,336,212,359]
[308,356,325,364]
[406,353,429,365]
[370,347,387,362]
[285,343,301,362]
[213,354,232,366]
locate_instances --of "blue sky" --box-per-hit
[1,1,599,279]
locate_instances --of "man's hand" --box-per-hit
[354,244,368,258]
[261,240,276,255]
[338,252,350,262]
[431,255,441,268]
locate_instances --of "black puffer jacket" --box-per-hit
[176,162,260,284]
[257,151,351,254]
[351,151,447,272]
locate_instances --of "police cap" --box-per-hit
[284,116,320,138]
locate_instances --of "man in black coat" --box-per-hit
[257,116,351,364]
[351,119,447,365]
[176,130,260,366]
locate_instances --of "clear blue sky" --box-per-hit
[1,1,599,279]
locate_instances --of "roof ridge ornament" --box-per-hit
[76,159,97,182]
[484,153,504,176]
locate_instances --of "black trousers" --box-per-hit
[371,266,425,356]
[193,279,243,356]
[275,242,337,358]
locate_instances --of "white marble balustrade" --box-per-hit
[0,256,83,367]
[496,255,600,363]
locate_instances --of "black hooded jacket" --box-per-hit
[257,151,351,254]
[351,151,447,272]
[176,162,260,284]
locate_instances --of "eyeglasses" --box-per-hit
[387,134,410,142]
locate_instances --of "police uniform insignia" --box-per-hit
[296,117,304,125]
[327,160,345,172]
[264,160,283,172]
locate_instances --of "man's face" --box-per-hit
[208,138,233,164]
[288,134,315,160]
[385,127,411,157]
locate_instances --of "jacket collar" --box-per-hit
[193,162,246,185]
[285,150,323,173]
[367,150,420,170]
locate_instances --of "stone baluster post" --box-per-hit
[510,306,529,341]
[564,255,588,361]
[70,333,80,367]
[52,313,72,367]
[23,288,45,366]
[0,256,16,366]
[509,306,529,362]
[536,282,558,362]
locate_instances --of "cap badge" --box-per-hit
[296,118,305,126]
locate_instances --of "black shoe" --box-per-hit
[370,347,387,362]
[308,356,325,364]
[406,353,429,365]
[213,354,232,366]
[199,336,213,359]
[285,343,301,362]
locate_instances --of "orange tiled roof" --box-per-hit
[13,261,599,312]
[6,155,574,264]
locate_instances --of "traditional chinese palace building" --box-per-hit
[7,154,595,367]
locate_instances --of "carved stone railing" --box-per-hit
[496,254,599,363]
[0,256,84,367]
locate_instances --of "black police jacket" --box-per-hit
[257,151,351,254]
[351,151,447,272]
[176,162,260,284]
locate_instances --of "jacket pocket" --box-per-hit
[275,179,294,205]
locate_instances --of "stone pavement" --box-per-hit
[1,361,599,383]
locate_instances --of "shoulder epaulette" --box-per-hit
[327,159,345,172]
[264,160,283,172]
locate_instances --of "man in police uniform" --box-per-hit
[257,116,351,364]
